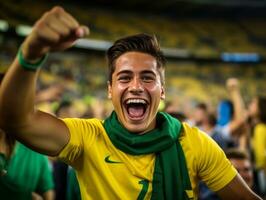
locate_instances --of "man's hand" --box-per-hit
[22,6,89,62]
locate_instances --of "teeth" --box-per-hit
[126,99,146,104]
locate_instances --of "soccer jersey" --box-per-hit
[59,118,237,200]
[0,143,54,200]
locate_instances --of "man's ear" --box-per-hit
[161,86,165,100]
[107,81,112,99]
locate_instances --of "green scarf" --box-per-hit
[103,111,192,200]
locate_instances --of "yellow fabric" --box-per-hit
[58,118,237,200]
[252,123,266,169]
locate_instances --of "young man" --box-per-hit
[0,6,261,200]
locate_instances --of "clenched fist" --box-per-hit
[21,6,89,62]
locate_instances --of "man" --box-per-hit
[0,6,261,200]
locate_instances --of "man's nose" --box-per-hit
[128,77,144,93]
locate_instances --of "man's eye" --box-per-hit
[142,76,154,82]
[118,76,131,82]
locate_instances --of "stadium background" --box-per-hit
[0,0,266,116]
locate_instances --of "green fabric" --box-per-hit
[103,111,192,200]
[66,167,81,200]
[0,143,54,200]
[0,153,8,173]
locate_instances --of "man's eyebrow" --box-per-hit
[116,70,132,76]
[141,70,157,76]
[116,70,156,76]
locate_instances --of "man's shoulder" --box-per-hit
[62,117,104,130]
[180,122,204,139]
[180,122,220,153]
[62,117,103,124]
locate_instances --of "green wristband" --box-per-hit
[17,46,48,71]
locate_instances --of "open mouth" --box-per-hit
[124,99,148,120]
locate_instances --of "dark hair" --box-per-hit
[106,33,166,84]
[196,102,208,111]
[258,96,266,123]
[225,148,249,160]
[207,113,217,127]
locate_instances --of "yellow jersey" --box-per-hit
[58,118,237,200]
[252,123,266,170]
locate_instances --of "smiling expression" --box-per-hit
[108,51,165,134]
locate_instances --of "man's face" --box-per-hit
[108,51,165,134]
[230,158,253,188]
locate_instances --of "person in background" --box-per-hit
[66,167,81,200]
[216,78,248,150]
[193,103,208,128]
[225,149,254,189]
[249,96,266,196]
[0,73,55,200]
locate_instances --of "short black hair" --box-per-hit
[107,33,166,84]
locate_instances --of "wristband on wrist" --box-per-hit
[17,46,48,71]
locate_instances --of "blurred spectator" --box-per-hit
[193,103,208,127]
[0,73,55,200]
[167,111,187,122]
[35,84,65,104]
[203,113,235,150]
[249,96,266,196]
[216,78,248,149]
[225,149,254,189]
[0,142,55,200]
[66,167,81,200]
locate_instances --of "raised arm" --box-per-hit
[226,78,247,134]
[0,6,89,156]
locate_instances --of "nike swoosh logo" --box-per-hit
[104,155,122,164]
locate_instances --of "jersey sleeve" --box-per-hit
[253,124,266,169]
[35,156,54,194]
[182,123,237,192]
[58,118,101,169]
